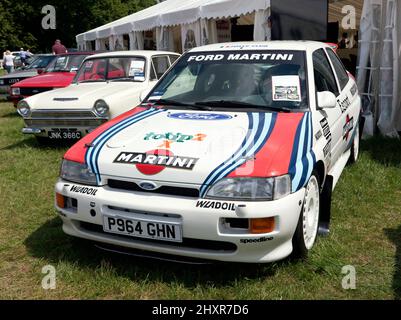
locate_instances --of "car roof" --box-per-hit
[55,51,98,56]
[86,50,180,59]
[188,41,330,53]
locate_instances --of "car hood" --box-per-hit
[65,108,315,193]
[0,69,38,80]
[27,82,148,109]
[13,72,74,88]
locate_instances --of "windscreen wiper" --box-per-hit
[197,100,292,112]
[108,77,137,82]
[149,99,212,111]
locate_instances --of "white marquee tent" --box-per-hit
[76,0,271,52]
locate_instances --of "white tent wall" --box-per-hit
[357,0,401,138]
[254,8,271,41]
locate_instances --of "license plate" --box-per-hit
[48,129,81,140]
[102,215,183,243]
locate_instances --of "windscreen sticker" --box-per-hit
[56,57,66,63]
[272,76,301,102]
[129,60,145,77]
[187,53,294,62]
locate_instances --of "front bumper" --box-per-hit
[22,118,108,138]
[55,179,306,263]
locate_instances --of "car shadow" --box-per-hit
[0,110,19,118]
[384,226,401,300]
[360,137,401,167]
[0,137,72,151]
[24,217,290,287]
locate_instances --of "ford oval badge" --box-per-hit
[138,181,158,191]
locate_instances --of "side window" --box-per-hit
[151,56,170,80]
[312,49,339,96]
[326,49,350,90]
[168,55,179,65]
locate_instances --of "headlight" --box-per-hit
[60,160,97,186]
[17,100,31,117]
[11,87,20,96]
[205,175,291,201]
[93,99,109,117]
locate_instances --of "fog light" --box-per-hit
[249,217,275,234]
[56,193,65,208]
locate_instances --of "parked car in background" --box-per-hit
[54,41,361,263]
[10,52,95,107]
[17,50,180,142]
[0,54,55,99]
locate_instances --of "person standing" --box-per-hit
[52,39,68,54]
[3,50,15,74]
[19,48,27,66]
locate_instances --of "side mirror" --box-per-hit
[317,91,337,109]
[37,69,44,75]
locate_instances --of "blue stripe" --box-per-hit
[292,115,307,191]
[298,113,313,188]
[85,108,164,184]
[200,112,277,197]
[85,108,156,170]
[86,108,158,178]
[200,112,257,195]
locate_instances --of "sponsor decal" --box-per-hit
[320,118,332,159]
[315,130,323,141]
[240,237,274,244]
[350,84,357,96]
[114,149,198,175]
[337,96,351,113]
[343,115,354,141]
[144,132,207,143]
[187,53,294,62]
[70,185,98,196]
[196,200,236,211]
[168,112,232,121]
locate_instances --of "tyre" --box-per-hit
[348,120,360,164]
[291,171,320,259]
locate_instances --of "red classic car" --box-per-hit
[9,52,96,107]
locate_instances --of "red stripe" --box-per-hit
[229,113,304,178]
[63,106,147,164]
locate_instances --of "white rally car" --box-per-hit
[55,41,361,263]
[17,51,180,142]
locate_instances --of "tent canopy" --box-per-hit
[77,0,270,42]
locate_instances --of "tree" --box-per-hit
[0,0,156,52]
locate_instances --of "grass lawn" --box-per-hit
[0,101,400,299]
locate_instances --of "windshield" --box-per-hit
[145,50,308,111]
[73,56,146,83]
[45,54,87,72]
[27,55,55,69]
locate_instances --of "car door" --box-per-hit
[325,48,360,155]
[312,49,343,169]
